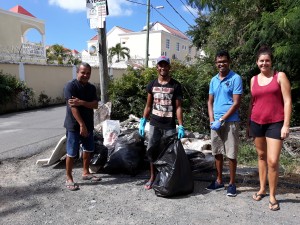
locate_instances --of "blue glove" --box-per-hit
[178,125,185,139]
[210,120,222,130]
[139,117,147,137]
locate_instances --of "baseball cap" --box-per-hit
[157,56,170,64]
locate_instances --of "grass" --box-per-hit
[238,142,300,175]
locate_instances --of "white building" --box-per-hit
[0,5,46,64]
[82,22,200,68]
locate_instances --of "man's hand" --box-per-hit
[178,125,185,139]
[80,124,88,137]
[68,96,81,107]
[139,118,147,137]
[210,120,222,130]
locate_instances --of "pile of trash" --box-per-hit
[36,102,215,177]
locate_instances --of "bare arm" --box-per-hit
[68,97,98,109]
[278,72,292,138]
[70,107,88,137]
[207,94,214,123]
[246,77,255,138]
[175,99,183,126]
[142,93,153,119]
[68,97,98,137]
[220,94,242,121]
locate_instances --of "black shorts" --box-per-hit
[250,121,283,140]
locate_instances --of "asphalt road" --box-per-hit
[0,105,66,160]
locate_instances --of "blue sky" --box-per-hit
[0,0,199,52]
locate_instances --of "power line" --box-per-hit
[124,0,147,6]
[152,6,184,33]
[179,0,197,18]
[164,0,193,27]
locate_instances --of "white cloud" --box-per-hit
[182,5,198,17]
[48,0,133,16]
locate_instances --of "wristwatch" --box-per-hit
[219,118,225,126]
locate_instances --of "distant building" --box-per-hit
[82,22,201,68]
[0,5,46,63]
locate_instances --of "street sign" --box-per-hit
[89,17,106,29]
[86,0,108,19]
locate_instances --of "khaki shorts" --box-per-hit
[210,122,239,159]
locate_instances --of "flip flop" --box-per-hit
[65,181,79,191]
[144,181,154,190]
[269,201,280,211]
[252,192,267,201]
[82,174,102,181]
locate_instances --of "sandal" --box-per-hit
[144,181,154,190]
[82,174,102,181]
[252,192,267,201]
[269,201,280,211]
[65,181,79,191]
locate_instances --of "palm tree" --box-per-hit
[46,44,71,64]
[108,43,130,63]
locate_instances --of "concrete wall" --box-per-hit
[0,62,126,113]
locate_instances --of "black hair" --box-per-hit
[76,62,91,73]
[215,50,231,61]
[256,45,273,61]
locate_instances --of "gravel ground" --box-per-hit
[1,149,300,225]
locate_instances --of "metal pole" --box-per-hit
[97,28,106,103]
[145,0,150,68]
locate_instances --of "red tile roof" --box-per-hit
[9,5,36,18]
[156,22,189,40]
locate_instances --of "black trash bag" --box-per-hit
[152,136,194,197]
[190,154,215,173]
[103,131,146,175]
[90,140,108,167]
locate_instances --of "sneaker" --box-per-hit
[227,184,237,197]
[205,181,225,191]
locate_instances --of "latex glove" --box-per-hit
[211,120,222,130]
[178,125,185,139]
[139,117,147,137]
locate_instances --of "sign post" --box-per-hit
[86,0,109,103]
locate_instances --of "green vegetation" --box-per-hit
[186,0,300,127]
[108,43,130,63]
[46,44,81,65]
[0,70,34,107]
[238,142,300,174]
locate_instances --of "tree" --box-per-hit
[108,43,130,63]
[186,0,300,126]
[46,44,71,65]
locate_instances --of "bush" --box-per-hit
[0,70,34,107]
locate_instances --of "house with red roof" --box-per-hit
[0,5,46,63]
[82,22,199,68]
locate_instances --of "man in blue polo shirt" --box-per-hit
[206,50,243,197]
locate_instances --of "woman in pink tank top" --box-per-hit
[248,46,292,211]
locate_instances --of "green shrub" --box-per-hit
[0,70,34,106]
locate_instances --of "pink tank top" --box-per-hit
[251,72,284,124]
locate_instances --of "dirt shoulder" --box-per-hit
[0,150,299,225]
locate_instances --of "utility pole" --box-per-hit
[145,0,150,68]
[97,21,109,103]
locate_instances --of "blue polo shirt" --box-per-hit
[209,70,243,121]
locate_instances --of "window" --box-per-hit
[189,47,192,54]
[176,43,180,51]
[166,39,170,49]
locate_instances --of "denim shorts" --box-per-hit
[146,125,176,162]
[66,130,94,157]
[250,120,283,140]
